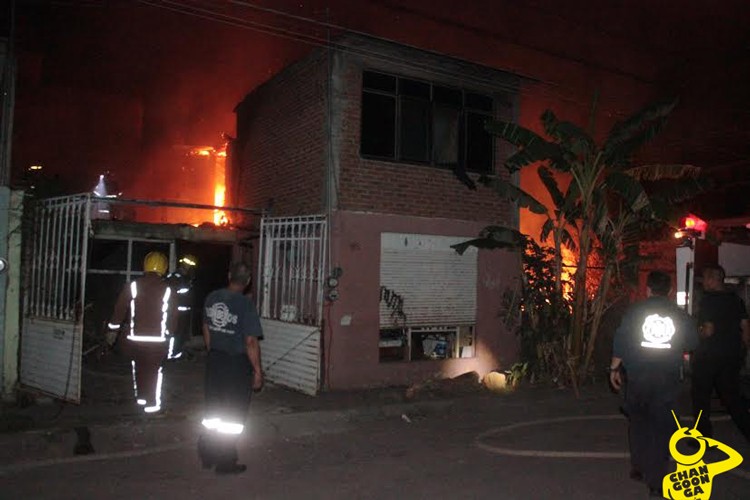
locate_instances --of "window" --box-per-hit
[379,325,476,362]
[360,71,495,173]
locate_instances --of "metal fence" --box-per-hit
[24,194,90,321]
[257,215,327,326]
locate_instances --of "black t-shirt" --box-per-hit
[697,290,748,357]
[613,296,698,376]
[203,288,263,355]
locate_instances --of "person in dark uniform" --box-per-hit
[691,265,750,442]
[198,261,263,474]
[609,271,698,497]
[165,254,198,360]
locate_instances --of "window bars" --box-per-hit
[257,215,327,326]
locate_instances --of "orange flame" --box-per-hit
[213,146,229,226]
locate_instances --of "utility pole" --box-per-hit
[0,0,16,186]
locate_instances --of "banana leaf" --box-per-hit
[538,166,565,208]
[560,228,577,252]
[484,177,549,215]
[602,99,678,167]
[604,99,677,151]
[561,182,582,220]
[541,110,594,156]
[540,217,554,244]
[604,171,651,214]
[624,164,701,181]
[485,120,561,172]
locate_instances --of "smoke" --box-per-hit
[13,0,748,226]
[13,1,308,206]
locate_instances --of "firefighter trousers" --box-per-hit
[124,339,168,412]
[198,350,253,467]
[624,372,680,490]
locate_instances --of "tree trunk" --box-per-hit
[570,226,591,362]
[553,225,563,298]
[581,265,612,383]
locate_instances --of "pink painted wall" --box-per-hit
[324,210,520,390]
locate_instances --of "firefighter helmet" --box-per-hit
[144,251,168,276]
[179,254,198,268]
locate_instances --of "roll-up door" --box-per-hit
[379,233,477,327]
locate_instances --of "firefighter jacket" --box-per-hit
[109,273,176,342]
[166,271,194,313]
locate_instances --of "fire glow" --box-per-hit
[188,145,229,226]
[213,148,228,226]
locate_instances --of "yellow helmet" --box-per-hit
[144,251,168,276]
[179,254,198,268]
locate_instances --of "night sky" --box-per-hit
[11,0,750,220]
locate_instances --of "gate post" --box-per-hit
[0,188,23,400]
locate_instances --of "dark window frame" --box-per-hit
[360,71,496,174]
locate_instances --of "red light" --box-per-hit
[680,214,707,232]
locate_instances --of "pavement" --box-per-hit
[0,350,470,468]
[2,352,750,499]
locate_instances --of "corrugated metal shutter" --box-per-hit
[20,318,81,402]
[261,319,320,396]
[380,233,477,327]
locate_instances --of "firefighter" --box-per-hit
[198,261,263,474]
[691,265,750,442]
[107,251,175,414]
[165,254,198,360]
[609,271,698,497]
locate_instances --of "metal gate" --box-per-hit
[256,215,327,395]
[20,194,91,402]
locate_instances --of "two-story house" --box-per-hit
[232,35,523,393]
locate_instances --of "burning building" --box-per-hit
[232,35,521,393]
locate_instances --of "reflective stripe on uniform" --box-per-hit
[161,287,171,337]
[129,282,138,336]
[143,366,163,414]
[127,335,167,343]
[131,360,138,399]
[201,417,244,435]
[167,336,179,359]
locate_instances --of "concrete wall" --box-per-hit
[325,210,519,390]
[0,188,22,399]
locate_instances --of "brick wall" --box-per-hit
[234,52,328,216]
[234,39,518,227]
[331,49,517,227]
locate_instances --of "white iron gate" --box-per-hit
[20,194,91,402]
[257,215,327,395]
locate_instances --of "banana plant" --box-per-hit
[455,97,705,387]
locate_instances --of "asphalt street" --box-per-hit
[3,389,749,500]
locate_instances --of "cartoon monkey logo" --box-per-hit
[663,411,743,499]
